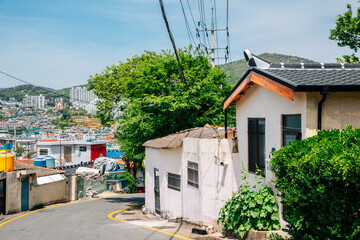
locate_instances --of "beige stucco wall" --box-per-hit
[6,172,21,214]
[306,92,360,136]
[235,85,306,177]
[29,179,68,208]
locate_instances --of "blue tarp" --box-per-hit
[106,151,123,158]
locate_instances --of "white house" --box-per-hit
[144,50,360,225]
[36,140,107,164]
[223,50,360,182]
[144,127,240,224]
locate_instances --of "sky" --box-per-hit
[0,0,358,89]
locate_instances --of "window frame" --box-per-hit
[39,149,48,155]
[167,173,181,191]
[187,161,199,188]
[248,118,266,176]
[282,114,302,147]
[79,146,87,152]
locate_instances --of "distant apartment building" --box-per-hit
[70,87,99,114]
[23,94,45,109]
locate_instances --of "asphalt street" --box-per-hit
[0,194,186,240]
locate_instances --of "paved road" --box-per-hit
[0,194,185,240]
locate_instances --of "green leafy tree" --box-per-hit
[88,47,233,164]
[330,2,360,63]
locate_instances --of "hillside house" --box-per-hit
[144,127,239,224]
[36,140,107,164]
[144,50,360,225]
[223,50,360,182]
[0,161,68,214]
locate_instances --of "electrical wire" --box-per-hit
[180,0,198,50]
[159,0,187,85]
[0,70,98,105]
[214,0,220,65]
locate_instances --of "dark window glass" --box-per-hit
[168,173,181,191]
[39,149,48,155]
[79,146,87,152]
[248,118,265,176]
[282,115,302,146]
[187,161,199,188]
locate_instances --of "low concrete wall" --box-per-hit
[76,177,107,198]
[6,171,21,214]
[29,180,68,208]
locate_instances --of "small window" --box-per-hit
[187,161,199,188]
[39,149,48,155]
[282,115,302,146]
[79,146,87,152]
[168,173,181,191]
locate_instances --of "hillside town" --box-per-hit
[0,1,359,240]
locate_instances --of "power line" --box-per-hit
[159,0,187,85]
[0,70,96,105]
[180,0,198,49]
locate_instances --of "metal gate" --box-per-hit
[0,179,5,214]
[154,168,160,214]
[21,178,29,211]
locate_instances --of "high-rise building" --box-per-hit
[70,87,99,114]
[23,95,45,109]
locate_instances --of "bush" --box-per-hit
[118,172,135,193]
[271,127,360,240]
[218,170,281,238]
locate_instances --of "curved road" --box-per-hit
[0,194,184,240]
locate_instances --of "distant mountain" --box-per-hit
[219,53,316,84]
[0,85,68,101]
[0,84,90,101]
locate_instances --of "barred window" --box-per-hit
[39,149,48,155]
[187,161,199,188]
[168,173,181,191]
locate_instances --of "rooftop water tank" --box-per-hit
[0,152,14,172]
[34,156,46,168]
[44,156,55,168]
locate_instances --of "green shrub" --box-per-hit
[271,127,360,240]
[218,169,281,238]
[267,233,290,240]
[119,172,135,193]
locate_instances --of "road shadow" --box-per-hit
[104,196,144,205]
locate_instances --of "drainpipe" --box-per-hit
[224,109,228,138]
[317,87,329,130]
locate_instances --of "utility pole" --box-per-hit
[14,126,16,160]
[211,6,215,68]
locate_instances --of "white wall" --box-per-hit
[145,138,241,224]
[236,85,306,185]
[37,144,91,163]
[182,138,241,223]
[72,145,91,164]
[30,179,67,208]
[145,147,183,219]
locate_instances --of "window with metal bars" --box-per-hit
[187,161,199,188]
[168,173,181,191]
